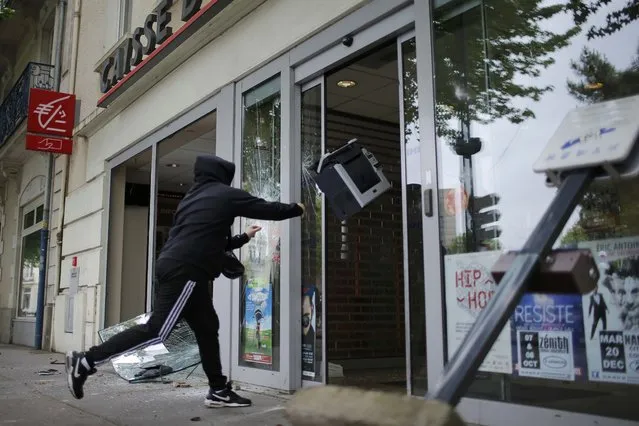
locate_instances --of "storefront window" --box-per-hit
[17,203,44,318]
[301,84,323,382]
[433,0,639,420]
[239,76,282,371]
[400,36,428,396]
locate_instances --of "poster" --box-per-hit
[302,285,317,378]
[242,279,273,365]
[444,251,513,374]
[512,294,586,381]
[579,237,639,384]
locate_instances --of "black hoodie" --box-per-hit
[157,155,303,281]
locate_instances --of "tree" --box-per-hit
[566,0,639,40]
[562,44,639,243]
[567,46,639,103]
[429,1,580,146]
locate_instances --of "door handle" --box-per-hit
[423,188,433,217]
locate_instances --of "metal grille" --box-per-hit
[0,62,55,147]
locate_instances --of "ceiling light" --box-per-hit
[584,82,603,90]
[337,80,357,88]
[166,163,179,168]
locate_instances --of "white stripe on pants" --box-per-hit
[95,280,196,365]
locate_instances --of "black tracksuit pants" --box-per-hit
[84,259,226,389]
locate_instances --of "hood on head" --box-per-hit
[193,155,235,185]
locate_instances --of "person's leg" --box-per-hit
[591,315,599,339]
[182,281,251,408]
[66,271,196,400]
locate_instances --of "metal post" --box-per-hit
[35,0,67,350]
[429,169,593,406]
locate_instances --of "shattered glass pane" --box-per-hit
[98,313,201,383]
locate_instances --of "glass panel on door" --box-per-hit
[432,0,639,420]
[398,35,427,396]
[301,83,325,383]
[299,35,427,393]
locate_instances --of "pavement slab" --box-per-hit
[0,344,291,426]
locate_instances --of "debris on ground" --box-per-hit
[37,369,59,376]
[173,381,191,388]
[190,417,201,422]
[49,359,64,365]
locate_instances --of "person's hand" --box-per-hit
[245,225,262,239]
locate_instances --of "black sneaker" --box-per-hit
[205,382,252,408]
[65,351,96,400]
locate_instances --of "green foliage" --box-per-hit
[565,0,639,40]
[21,231,42,268]
[429,1,580,145]
[562,42,639,243]
[0,3,15,20]
[567,46,639,103]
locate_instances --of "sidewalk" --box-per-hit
[0,344,291,426]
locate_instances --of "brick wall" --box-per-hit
[323,109,405,361]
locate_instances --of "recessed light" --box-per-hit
[166,163,179,168]
[337,80,357,88]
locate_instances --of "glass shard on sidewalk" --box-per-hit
[98,313,200,383]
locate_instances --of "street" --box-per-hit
[0,344,291,426]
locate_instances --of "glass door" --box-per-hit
[297,32,427,394]
[300,79,326,386]
[397,32,427,396]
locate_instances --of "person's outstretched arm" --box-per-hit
[231,188,305,221]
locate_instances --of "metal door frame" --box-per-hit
[298,76,327,389]
[397,28,418,395]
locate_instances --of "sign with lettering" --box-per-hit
[533,94,639,175]
[579,237,639,384]
[445,251,513,374]
[512,294,586,381]
[97,0,235,107]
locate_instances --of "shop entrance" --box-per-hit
[105,111,217,326]
[300,34,426,394]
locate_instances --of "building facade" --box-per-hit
[1,0,638,425]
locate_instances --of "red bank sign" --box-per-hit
[26,88,76,155]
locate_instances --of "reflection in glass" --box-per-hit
[23,210,34,230]
[239,76,282,371]
[433,0,639,420]
[301,85,323,382]
[401,37,427,395]
[18,231,41,317]
[35,205,44,223]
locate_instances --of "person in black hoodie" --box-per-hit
[65,155,305,408]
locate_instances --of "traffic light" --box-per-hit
[472,193,501,245]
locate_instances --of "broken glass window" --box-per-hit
[98,313,201,383]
